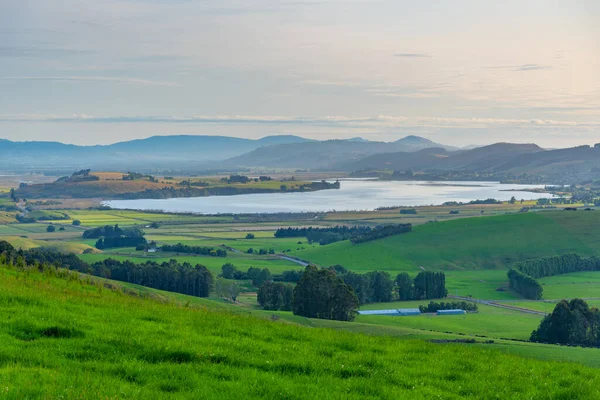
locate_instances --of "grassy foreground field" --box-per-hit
[2,265,600,399]
[290,211,600,272]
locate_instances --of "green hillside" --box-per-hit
[291,211,600,273]
[2,265,600,399]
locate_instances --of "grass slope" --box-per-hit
[291,211,600,273]
[2,266,600,399]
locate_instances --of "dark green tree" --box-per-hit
[292,265,358,321]
[395,272,413,300]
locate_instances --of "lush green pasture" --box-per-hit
[357,304,541,341]
[537,271,600,300]
[290,212,600,272]
[2,265,600,399]
[445,269,518,299]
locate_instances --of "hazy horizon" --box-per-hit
[1,0,598,147]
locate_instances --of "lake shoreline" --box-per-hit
[104,180,555,215]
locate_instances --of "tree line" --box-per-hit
[0,244,213,298]
[507,268,543,300]
[350,224,412,244]
[161,243,227,257]
[83,224,144,239]
[514,253,600,279]
[395,271,448,300]
[508,254,600,299]
[419,301,478,313]
[531,299,600,348]
[274,226,372,245]
[220,263,272,286]
[95,236,147,250]
[256,266,448,314]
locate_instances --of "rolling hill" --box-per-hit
[2,259,600,398]
[290,211,600,273]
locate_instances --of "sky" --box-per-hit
[1,0,599,147]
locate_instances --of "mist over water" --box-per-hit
[104,180,555,214]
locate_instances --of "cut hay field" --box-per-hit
[2,264,600,399]
[290,211,600,273]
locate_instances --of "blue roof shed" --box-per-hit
[437,309,466,315]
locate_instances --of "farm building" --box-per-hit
[358,308,421,316]
[437,309,466,316]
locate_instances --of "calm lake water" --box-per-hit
[104,180,555,214]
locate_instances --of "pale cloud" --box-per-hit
[393,53,431,58]
[1,113,596,130]
[0,0,599,147]
[0,76,180,87]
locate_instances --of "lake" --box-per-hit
[104,180,555,214]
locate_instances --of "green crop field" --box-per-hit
[2,264,600,399]
[290,211,600,273]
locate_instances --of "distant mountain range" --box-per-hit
[0,134,455,172]
[222,136,457,170]
[1,134,599,183]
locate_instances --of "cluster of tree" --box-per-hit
[92,258,212,297]
[335,268,394,304]
[246,248,275,255]
[1,245,213,298]
[16,214,36,223]
[394,272,449,300]
[257,281,294,311]
[514,253,600,279]
[275,225,373,246]
[350,224,412,244]
[274,225,372,238]
[418,301,478,313]
[220,263,272,286]
[178,180,210,187]
[95,236,147,250]
[509,254,600,299]
[273,269,304,283]
[83,224,144,239]
[215,278,241,302]
[507,268,543,300]
[531,299,600,348]
[412,271,448,299]
[220,175,251,184]
[399,209,417,214]
[122,172,157,182]
[443,198,503,206]
[292,265,359,321]
[327,267,447,305]
[56,169,100,183]
[161,243,227,257]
